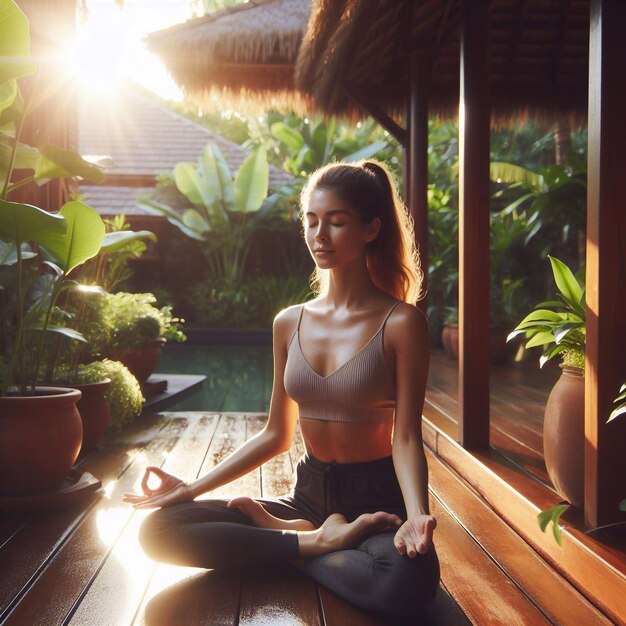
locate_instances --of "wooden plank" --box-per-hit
[429,496,552,625]
[585,0,626,528]
[426,448,613,625]
[134,570,240,626]
[2,417,187,626]
[202,414,261,500]
[0,415,170,619]
[423,418,626,624]
[70,413,221,626]
[239,565,322,626]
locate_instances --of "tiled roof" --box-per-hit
[78,186,155,217]
[77,84,294,216]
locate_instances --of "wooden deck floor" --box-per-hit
[0,410,615,625]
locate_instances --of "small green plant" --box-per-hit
[53,361,108,385]
[507,256,585,370]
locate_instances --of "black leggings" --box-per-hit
[139,454,440,617]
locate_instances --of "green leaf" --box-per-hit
[138,198,181,221]
[174,162,209,206]
[42,201,105,274]
[270,122,304,153]
[0,199,66,244]
[514,309,564,329]
[166,218,206,241]
[537,504,569,546]
[490,161,544,189]
[0,239,35,264]
[525,331,555,349]
[608,404,626,423]
[35,144,106,184]
[31,326,87,342]
[182,208,210,233]
[554,322,583,344]
[0,1,36,83]
[211,143,235,207]
[0,78,17,116]
[539,344,566,368]
[199,145,222,205]
[549,256,584,312]
[0,85,22,126]
[234,145,269,213]
[100,229,157,253]
[344,140,388,163]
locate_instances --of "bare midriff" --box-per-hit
[299,417,394,463]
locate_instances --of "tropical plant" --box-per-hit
[609,383,626,423]
[0,0,108,395]
[506,256,585,370]
[141,142,271,288]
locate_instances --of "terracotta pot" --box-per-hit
[116,338,166,382]
[0,387,83,495]
[442,324,459,360]
[52,379,112,453]
[543,366,585,507]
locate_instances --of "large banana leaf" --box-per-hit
[270,122,304,153]
[199,145,222,204]
[138,198,182,221]
[0,1,36,83]
[344,140,388,163]
[211,143,235,208]
[34,143,106,184]
[0,198,65,244]
[175,162,210,206]
[234,145,268,213]
[0,78,17,116]
[182,208,211,234]
[100,229,157,253]
[490,161,544,189]
[42,201,105,274]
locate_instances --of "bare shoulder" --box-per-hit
[273,304,304,346]
[386,301,429,343]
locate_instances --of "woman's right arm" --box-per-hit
[123,307,300,508]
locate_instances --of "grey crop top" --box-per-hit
[283,301,400,424]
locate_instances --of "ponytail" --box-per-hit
[300,159,423,303]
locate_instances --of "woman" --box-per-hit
[124,160,440,618]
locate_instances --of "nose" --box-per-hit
[314,222,328,242]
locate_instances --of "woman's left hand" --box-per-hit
[393,514,437,557]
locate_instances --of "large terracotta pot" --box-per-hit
[0,387,83,495]
[116,338,166,382]
[442,324,459,360]
[52,379,112,453]
[543,366,585,507]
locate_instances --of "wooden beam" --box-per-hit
[458,0,491,448]
[585,0,626,528]
[408,52,431,310]
[342,88,407,146]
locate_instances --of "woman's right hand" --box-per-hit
[123,466,193,509]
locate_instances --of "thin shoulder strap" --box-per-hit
[380,300,401,332]
[297,304,306,331]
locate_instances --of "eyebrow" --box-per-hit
[305,209,350,217]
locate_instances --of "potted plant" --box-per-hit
[0,1,107,495]
[84,292,186,382]
[507,256,585,506]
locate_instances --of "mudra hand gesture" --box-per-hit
[394,514,437,558]
[123,466,192,509]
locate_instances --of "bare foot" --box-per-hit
[298,511,402,557]
[228,496,316,531]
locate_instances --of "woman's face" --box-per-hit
[303,188,380,270]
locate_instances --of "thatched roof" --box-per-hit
[295,0,591,123]
[146,0,312,114]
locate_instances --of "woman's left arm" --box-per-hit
[389,304,437,557]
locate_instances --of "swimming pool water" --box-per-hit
[156,343,273,412]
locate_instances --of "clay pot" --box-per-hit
[72,379,112,452]
[116,338,166,382]
[442,324,459,360]
[0,387,83,495]
[543,366,585,507]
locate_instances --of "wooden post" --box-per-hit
[408,52,431,309]
[458,0,490,447]
[585,0,626,528]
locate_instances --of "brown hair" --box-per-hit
[300,160,423,303]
